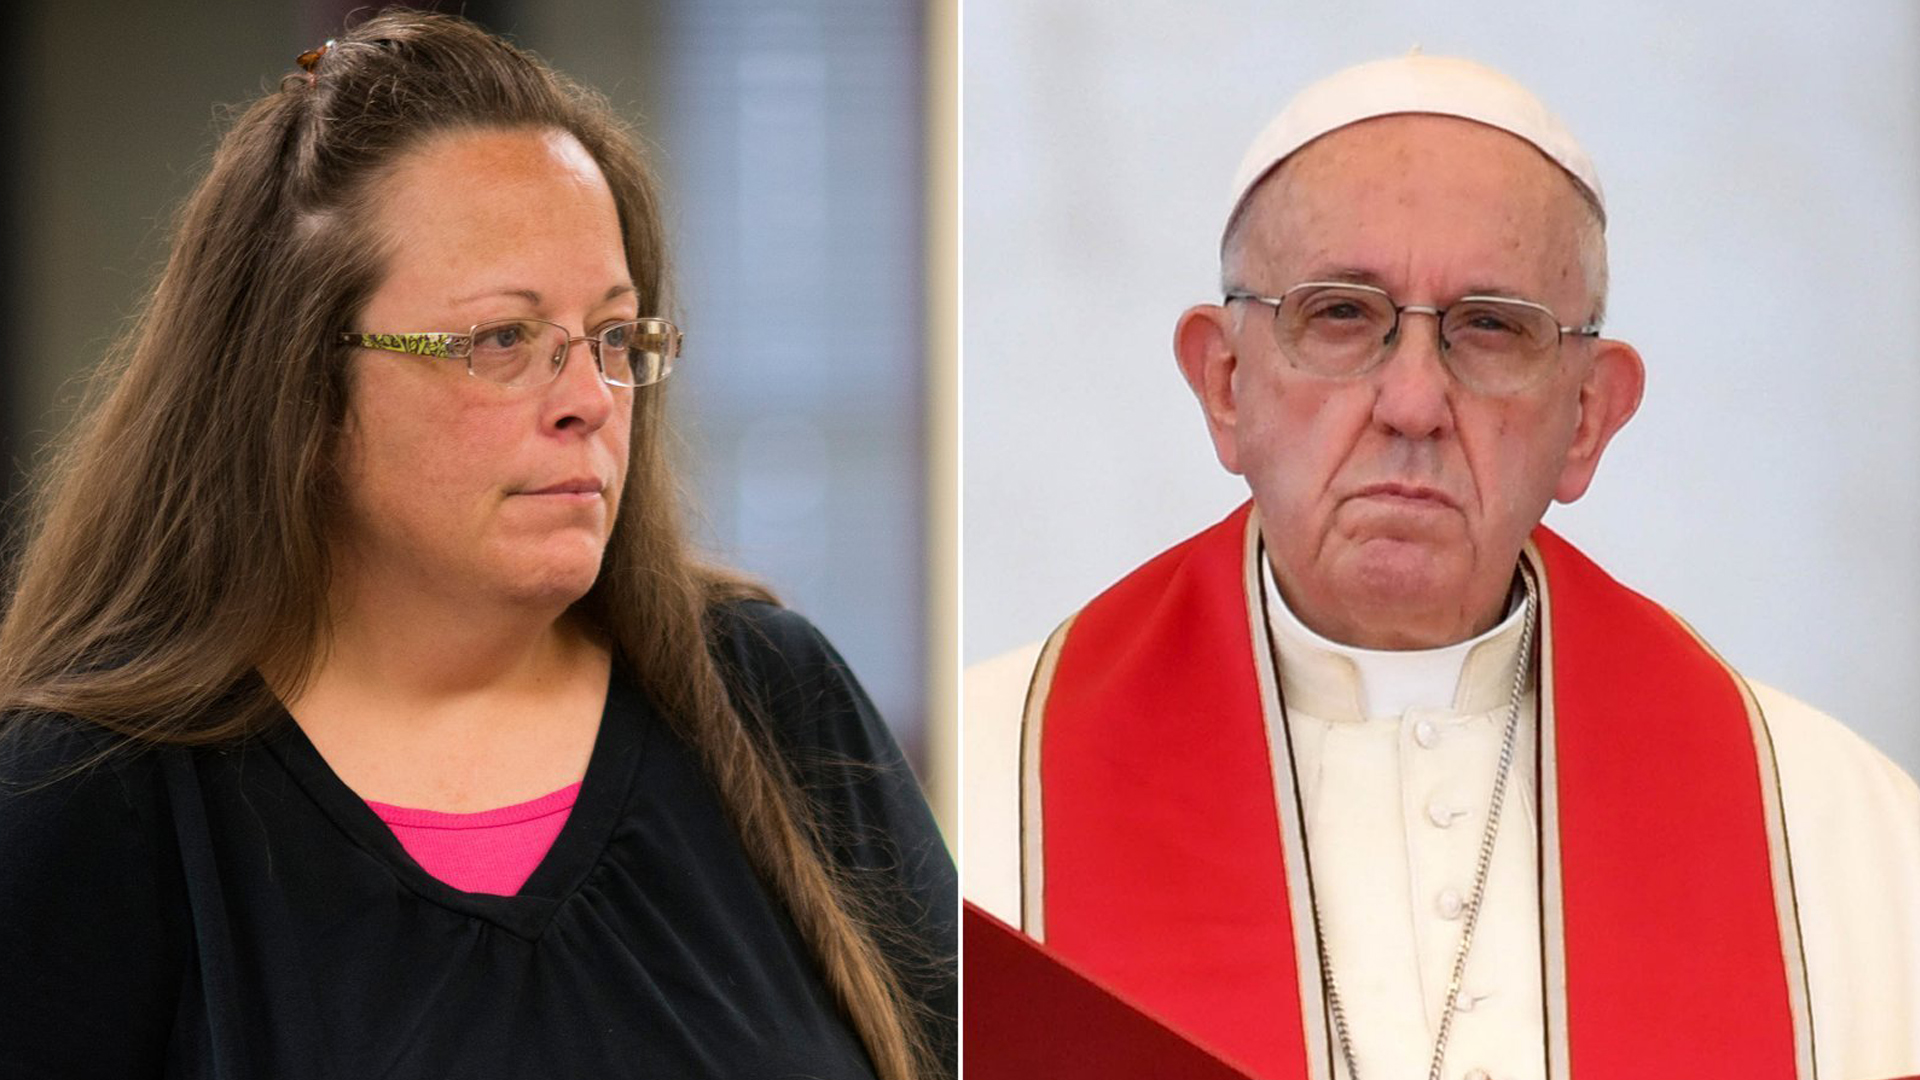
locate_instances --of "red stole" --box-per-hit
[1022,502,1812,1079]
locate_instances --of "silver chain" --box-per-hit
[1303,571,1538,1080]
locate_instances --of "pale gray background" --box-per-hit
[962,1,1920,777]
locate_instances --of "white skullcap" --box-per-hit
[1226,53,1604,238]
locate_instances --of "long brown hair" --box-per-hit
[0,12,936,1078]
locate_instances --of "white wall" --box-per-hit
[962,1,1920,777]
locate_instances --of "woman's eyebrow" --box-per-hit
[450,284,636,306]
[451,286,542,306]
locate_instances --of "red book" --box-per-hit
[962,902,1259,1079]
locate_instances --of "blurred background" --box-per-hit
[1,0,956,837]
[963,1,1920,779]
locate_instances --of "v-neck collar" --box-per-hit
[259,668,650,941]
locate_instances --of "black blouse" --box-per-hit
[0,602,956,1078]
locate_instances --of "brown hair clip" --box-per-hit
[295,39,333,88]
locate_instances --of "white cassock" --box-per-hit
[967,565,1920,1080]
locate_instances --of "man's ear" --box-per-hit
[1174,303,1246,475]
[1554,337,1645,503]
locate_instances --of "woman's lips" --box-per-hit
[518,478,605,497]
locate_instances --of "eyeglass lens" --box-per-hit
[1274,286,1560,392]
[465,318,678,387]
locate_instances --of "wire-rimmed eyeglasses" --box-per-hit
[1224,281,1599,395]
[339,317,683,388]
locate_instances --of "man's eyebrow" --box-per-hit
[1305,270,1532,300]
[1311,268,1387,286]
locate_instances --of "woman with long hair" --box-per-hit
[0,11,952,1078]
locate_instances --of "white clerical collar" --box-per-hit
[1261,558,1529,723]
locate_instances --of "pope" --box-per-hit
[966,54,1920,1080]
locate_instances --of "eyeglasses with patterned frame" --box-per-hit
[1224,281,1599,395]
[338,317,683,388]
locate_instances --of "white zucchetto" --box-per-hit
[1226,53,1604,236]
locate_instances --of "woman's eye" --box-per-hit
[477,325,524,350]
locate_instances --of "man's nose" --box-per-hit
[1369,310,1454,439]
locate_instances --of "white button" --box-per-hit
[1463,1070,1490,1080]
[1436,889,1464,919]
[1427,802,1463,828]
[1453,989,1488,1012]
[1414,718,1438,747]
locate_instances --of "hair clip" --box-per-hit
[296,39,334,88]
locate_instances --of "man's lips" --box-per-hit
[1351,482,1458,509]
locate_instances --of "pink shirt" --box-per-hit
[366,782,581,896]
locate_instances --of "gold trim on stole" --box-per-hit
[1018,612,1077,940]
[1524,540,1573,1080]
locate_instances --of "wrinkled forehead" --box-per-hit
[1257,113,1594,221]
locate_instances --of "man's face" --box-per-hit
[1177,115,1642,648]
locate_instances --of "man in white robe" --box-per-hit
[965,55,1920,1080]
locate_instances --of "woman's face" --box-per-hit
[337,126,636,613]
